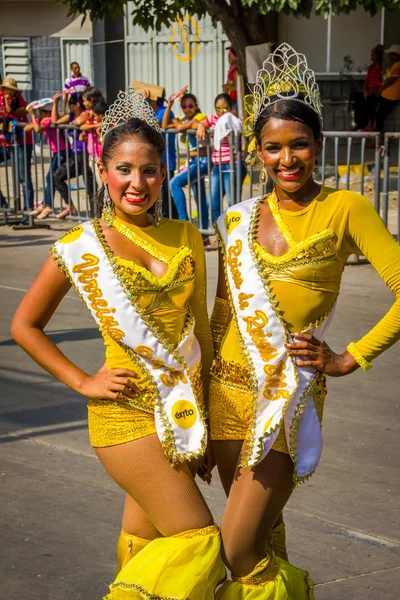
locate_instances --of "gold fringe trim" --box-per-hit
[347,342,372,371]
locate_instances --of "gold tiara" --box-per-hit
[243,43,322,160]
[101,87,160,141]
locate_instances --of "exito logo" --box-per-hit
[58,225,84,244]
[170,15,201,63]
[225,212,242,233]
[172,400,197,429]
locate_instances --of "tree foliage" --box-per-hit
[60,0,399,75]
[60,0,399,28]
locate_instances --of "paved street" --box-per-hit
[0,222,399,600]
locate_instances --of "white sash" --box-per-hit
[217,198,335,479]
[52,221,206,463]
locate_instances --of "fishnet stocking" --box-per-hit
[95,433,213,538]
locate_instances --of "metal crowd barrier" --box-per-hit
[0,124,399,240]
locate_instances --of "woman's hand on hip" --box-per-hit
[286,332,359,377]
[78,367,141,401]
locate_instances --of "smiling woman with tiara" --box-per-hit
[208,43,400,598]
[11,87,226,599]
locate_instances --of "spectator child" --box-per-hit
[162,93,209,231]
[80,99,108,196]
[25,103,69,219]
[196,93,246,224]
[52,92,94,218]
[0,77,21,141]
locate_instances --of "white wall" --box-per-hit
[0,2,92,37]
[279,5,383,74]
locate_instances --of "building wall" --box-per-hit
[0,1,92,101]
[124,5,229,115]
[0,1,92,38]
[279,5,383,74]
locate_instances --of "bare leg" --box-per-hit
[213,439,284,528]
[219,448,294,577]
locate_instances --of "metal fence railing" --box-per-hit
[0,124,399,241]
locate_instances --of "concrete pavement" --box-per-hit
[0,223,399,599]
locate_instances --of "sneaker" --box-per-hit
[56,205,78,219]
[28,206,44,216]
[36,206,53,220]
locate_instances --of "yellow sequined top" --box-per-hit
[52,217,212,448]
[209,187,400,444]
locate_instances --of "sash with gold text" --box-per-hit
[52,221,206,463]
[217,198,335,479]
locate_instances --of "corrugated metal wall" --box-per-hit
[124,5,229,115]
[61,38,92,84]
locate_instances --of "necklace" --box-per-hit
[109,215,167,262]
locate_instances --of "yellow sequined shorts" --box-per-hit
[209,378,289,454]
[87,401,156,448]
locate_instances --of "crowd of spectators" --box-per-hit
[1,42,399,229]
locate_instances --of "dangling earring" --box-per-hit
[259,167,268,185]
[153,193,162,226]
[102,185,114,227]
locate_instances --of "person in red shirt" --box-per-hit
[0,80,34,223]
[363,44,383,130]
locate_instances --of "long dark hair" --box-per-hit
[214,93,233,110]
[82,86,104,105]
[254,100,322,146]
[94,117,165,218]
[180,93,201,115]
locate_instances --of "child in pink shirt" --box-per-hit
[25,103,69,219]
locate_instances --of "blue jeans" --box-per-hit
[18,145,34,211]
[170,157,209,230]
[44,150,68,208]
[0,144,34,211]
[210,161,246,224]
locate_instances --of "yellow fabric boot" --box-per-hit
[216,554,314,599]
[115,529,151,577]
[269,522,289,562]
[105,524,226,600]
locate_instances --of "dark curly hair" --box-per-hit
[93,117,165,218]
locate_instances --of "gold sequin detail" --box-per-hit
[175,524,220,539]
[210,355,251,387]
[254,191,338,272]
[210,297,232,355]
[88,402,156,448]
[209,378,289,454]
[232,555,279,586]
[109,581,180,599]
[347,341,372,371]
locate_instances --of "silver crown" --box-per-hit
[101,87,161,141]
[252,43,322,125]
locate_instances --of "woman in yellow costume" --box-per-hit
[209,43,400,598]
[11,88,225,599]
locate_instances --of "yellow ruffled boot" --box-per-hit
[105,524,226,600]
[115,530,151,577]
[216,554,314,600]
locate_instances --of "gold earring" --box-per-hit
[259,167,268,185]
